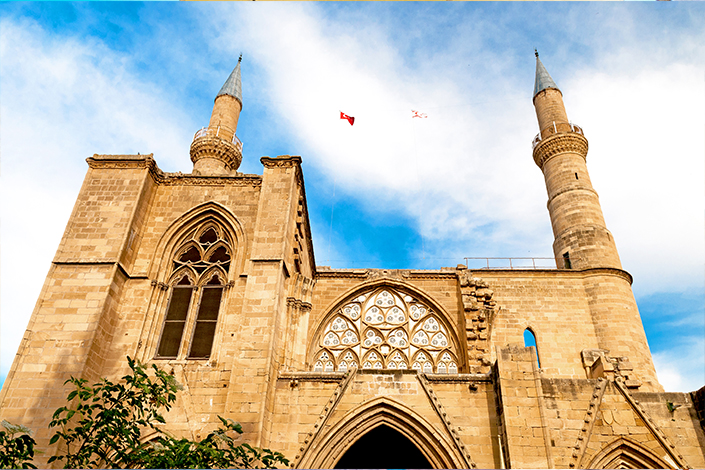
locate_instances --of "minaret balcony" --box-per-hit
[190,124,243,173]
[532,122,584,149]
[193,125,243,153]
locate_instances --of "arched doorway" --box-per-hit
[334,424,433,469]
[296,397,470,469]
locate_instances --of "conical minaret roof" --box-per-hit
[533,51,560,98]
[217,55,243,106]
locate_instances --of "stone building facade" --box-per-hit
[1,55,704,468]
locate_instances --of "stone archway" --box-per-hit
[297,397,468,469]
[585,437,675,469]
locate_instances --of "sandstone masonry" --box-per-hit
[1,55,703,469]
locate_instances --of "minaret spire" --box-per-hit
[531,53,621,271]
[216,55,243,105]
[530,54,662,391]
[190,58,245,175]
[533,49,560,99]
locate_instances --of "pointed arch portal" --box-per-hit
[334,424,432,469]
[297,397,468,469]
[584,437,675,469]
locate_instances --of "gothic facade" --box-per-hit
[1,56,704,468]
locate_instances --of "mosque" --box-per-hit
[1,54,703,468]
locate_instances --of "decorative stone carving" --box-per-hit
[311,286,461,374]
[532,132,588,169]
[366,269,409,280]
[190,135,242,172]
[260,155,302,169]
[86,153,262,187]
[569,377,608,468]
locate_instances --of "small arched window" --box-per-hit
[523,328,541,368]
[156,223,231,360]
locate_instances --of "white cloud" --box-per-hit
[567,62,705,297]
[208,3,705,292]
[653,336,705,393]
[211,4,551,255]
[0,17,194,376]
[1,4,703,396]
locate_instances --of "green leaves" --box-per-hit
[133,420,289,469]
[47,356,181,469]
[44,356,288,469]
[0,420,37,469]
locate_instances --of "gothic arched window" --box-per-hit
[156,223,231,360]
[312,287,461,373]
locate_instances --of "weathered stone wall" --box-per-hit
[495,344,552,468]
[482,269,599,379]
[539,377,705,469]
[278,370,498,469]
[1,152,703,469]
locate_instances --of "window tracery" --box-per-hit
[156,223,232,360]
[312,287,460,373]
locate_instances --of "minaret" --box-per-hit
[190,56,244,175]
[531,51,621,270]
[532,53,661,391]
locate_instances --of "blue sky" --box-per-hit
[1,2,703,392]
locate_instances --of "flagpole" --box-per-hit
[326,176,336,266]
[327,110,341,266]
[411,112,426,263]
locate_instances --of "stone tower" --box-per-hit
[532,53,660,390]
[532,51,620,271]
[191,56,244,175]
[0,56,703,469]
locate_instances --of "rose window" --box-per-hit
[312,287,460,373]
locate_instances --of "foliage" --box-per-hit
[46,356,288,469]
[47,356,180,468]
[131,416,288,469]
[0,420,37,469]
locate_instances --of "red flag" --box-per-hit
[340,111,355,126]
[412,110,428,118]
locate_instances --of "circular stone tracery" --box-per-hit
[312,287,460,373]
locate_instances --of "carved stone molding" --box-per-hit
[407,270,458,280]
[261,155,302,169]
[550,185,599,202]
[150,279,169,291]
[315,269,369,279]
[366,269,410,280]
[314,269,456,281]
[286,297,313,312]
[533,132,588,169]
[189,136,242,171]
[156,174,262,187]
[570,377,608,468]
[424,372,492,384]
[580,267,634,285]
[85,153,262,187]
[417,373,477,468]
[291,369,356,467]
[87,154,156,170]
[278,371,347,383]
